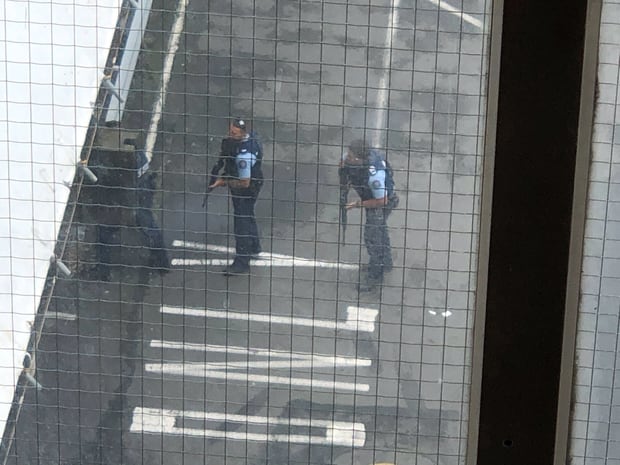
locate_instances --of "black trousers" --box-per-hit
[364,207,392,282]
[135,207,166,251]
[96,208,167,268]
[97,225,120,268]
[231,189,261,266]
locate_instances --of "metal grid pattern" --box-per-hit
[3,0,491,464]
[571,1,620,463]
[570,1,620,463]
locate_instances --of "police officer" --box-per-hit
[92,144,170,280]
[209,118,264,275]
[133,148,171,273]
[342,139,397,292]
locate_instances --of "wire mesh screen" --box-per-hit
[570,1,620,463]
[2,0,491,464]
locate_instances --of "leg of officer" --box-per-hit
[381,207,393,271]
[363,208,388,289]
[247,188,261,255]
[95,224,118,280]
[231,193,255,271]
[136,207,170,271]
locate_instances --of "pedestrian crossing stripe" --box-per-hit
[170,240,360,269]
[130,407,366,447]
[160,305,378,333]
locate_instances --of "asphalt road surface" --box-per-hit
[7,0,489,464]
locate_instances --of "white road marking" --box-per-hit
[130,407,366,447]
[160,305,378,333]
[144,0,188,161]
[172,240,291,259]
[146,337,373,391]
[426,0,483,28]
[151,360,366,369]
[172,257,359,269]
[428,310,453,317]
[144,365,370,392]
[150,340,372,368]
[374,0,401,147]
[45,312,76,321]
[170,240,359,270]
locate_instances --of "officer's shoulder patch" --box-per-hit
[241,148,248,152]
[372,179,381,188]
[238,160,248,169]
[368,165,377,175]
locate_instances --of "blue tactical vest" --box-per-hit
[223,131,264,191]
[348,150,395,201]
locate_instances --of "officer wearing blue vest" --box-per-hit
[209,118,264,275]
[342,139,397,292]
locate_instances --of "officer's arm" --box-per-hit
[210,177,250,189]
[208,177,226,188]
[227,152,253,188]
[346,170,388,209]
[347,196,387,209]
[365,196,388,207]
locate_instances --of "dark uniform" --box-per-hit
[220,132,264,272]
[133,149,170,271]
[343,149,397,289]
[93,148,170,280]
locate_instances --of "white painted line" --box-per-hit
[144,365,370,392]
[155,360,365,369]
[172,240,292,259]
[171,257,359,269]
[150,340,372,368]
[160,305,378,333]
[45,312,76,321]
[428,310,453,317]
[172,240,317,259]
[426,0,483,28]
[374,0,401,147]
[170,240,359,270]
[144,0,188,161]
[345,306,379,332]
[130,407,366,447]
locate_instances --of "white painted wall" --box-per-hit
[0,0,122,437]
[105,0,153,123]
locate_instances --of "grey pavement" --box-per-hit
[7,0,489,464]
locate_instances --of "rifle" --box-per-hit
[203,157,224,208]
[203,137,234,207]
[338,166,349,246]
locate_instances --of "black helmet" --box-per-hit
[348,139,370,161]
[232,117,247,131]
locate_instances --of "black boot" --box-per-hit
[358,275,382,292]
[149,248,171,274]
[222,258,250,275]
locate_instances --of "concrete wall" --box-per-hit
[0,0,130,437]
